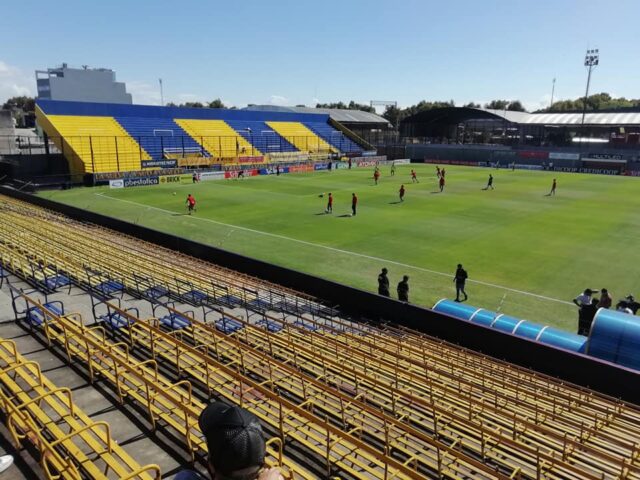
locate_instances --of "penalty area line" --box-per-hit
[94,192,573,306]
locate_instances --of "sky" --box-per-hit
[1,0,639,111]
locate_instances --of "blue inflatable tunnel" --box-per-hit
[588,309,640,371]
[513,320,545,340]
[536,327,588,353]
[469,309,498,327]
[432,299,481,320]
[492,314,520,334]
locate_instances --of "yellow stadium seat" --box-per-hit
[175,119,259,158]
[266,122,336,153]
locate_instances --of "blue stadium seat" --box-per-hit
[303,122,363,153]
[256,319,283,333]
[142,285,169,301]
[293,320,318,332]
[159,312,191,330]
[99,311,134,330]
[247,298,272,311]
[225,120,298,154]
[26,301,65,327]
[182,289,208,305]
[44,274,71,291]
[115,117,205,159]
[94,280,125,297]
[215,293,243,308]
[215,317,244,334]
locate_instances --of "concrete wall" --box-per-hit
[37,68,132,104]
[0,110,16,154]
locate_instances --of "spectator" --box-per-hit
[377,268,390,297]
[597,288,612,309]
[616,299,634,315]
[397,275,409,302]
[578,298,599,336]
[626,295,640,314]
[453,264,468,302]
[176,402,282,480]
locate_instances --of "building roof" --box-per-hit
[403,107,640,126]
[243,105,390,125]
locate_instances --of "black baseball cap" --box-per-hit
[199,402,266,479]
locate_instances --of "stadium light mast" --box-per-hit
[580,49,599,138]
[159,78,164,106]
[550,77,556,109]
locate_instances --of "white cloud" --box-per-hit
[126,80,162,105]
[0,60,34,103]
[267,95,290,106]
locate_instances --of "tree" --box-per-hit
[463,102,481,108]
[207,98,225,108]
[295,104,307,108]
[182,102,204,108]
[315,101,375,113]
[541,92,640,113]
[382,105,402,128]
[506,100,526,112]
[484,100,510,110]
[2,96,35,112]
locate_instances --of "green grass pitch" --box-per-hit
[39,164,640,332]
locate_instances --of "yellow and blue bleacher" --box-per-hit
[37,100,367,175]
[304,121,364,153]
[224,120,298,154]
[114,116,205,159]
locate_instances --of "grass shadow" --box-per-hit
[337,214,352,218]
[389,201,402,204]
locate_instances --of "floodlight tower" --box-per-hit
[580,49,599,135]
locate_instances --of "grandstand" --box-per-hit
[35,100,370,175]
[0,190,639,479]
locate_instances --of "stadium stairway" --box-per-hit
[175,119,258,158]
[303,121,363,154]
[115,117,205,160]
[265,122,336,153]
[224,120,298,155]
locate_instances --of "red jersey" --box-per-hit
[187,195,196,206]
[439,176,445,186]
[328,195,333,205]
[411,171,416,178]
[374,171,380,178]
[352,195,358,206]
[400,186,405,195]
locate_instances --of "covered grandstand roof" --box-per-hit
[243,105,390,125]
[403,107,640,126]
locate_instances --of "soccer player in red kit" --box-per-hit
[326,192,333,213]
[439,175,445,192]
[441,168,446,178]
[399,184,405,202]
[411,169,418,183]
[436,166,441,178]
[351,193,358,216]
[186,194,196,214]
[373,169,380,185]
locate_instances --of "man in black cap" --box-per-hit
[573,288,596,335]
[176,402,282,480]
[453,264,468,302]
[397,275,409,302]
[378,268,390,297]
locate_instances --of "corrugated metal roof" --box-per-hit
[481,108,640,125]
[243,105,390,125]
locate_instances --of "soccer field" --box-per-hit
[38,164,640,332]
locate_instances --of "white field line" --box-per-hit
[95,193,573,306]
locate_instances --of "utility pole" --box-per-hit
[550,78,556,109]
[159,78,164,106]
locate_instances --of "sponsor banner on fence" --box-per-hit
[424,159,478,166]
[549,152,580,160]
[199,171,225,181]
[224,169,259,179]
[159,174,193,185]
[123,176,159,188]
[517,151,549,159]
[141,159,178,169]
[314,163,329,171]
[581,153,624,161]
[334,161,349,169]
[109,179,124,189]
[625,170,640,176]
[555,167,621,175]
[288,164,314,174]
[259,166,289,175]
[238,156,264,164]
[493,150,517,159]
[392,158,411,165]
[514,164,544,171]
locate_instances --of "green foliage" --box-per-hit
[541,92,640,112]
[1,96,35,112]
[207,98,225,109]
[315,101,376,113]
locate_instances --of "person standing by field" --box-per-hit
[351,193,358,216]
[378,268,390,297]
[453,264,468,302]
[397,275,410,302]
[399,184,405,202]
[186,194,196,215]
